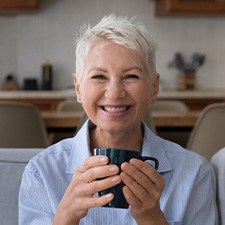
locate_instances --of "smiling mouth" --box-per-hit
[102,106,129,113]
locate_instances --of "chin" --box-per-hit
[98,122,137,134]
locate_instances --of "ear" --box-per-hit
[150,73,160,105]
[73,73,82,103]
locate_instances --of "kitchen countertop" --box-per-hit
[1,89,225,99]
[1,88,225,111]
[0,89,75,99]
[158,89,225,99]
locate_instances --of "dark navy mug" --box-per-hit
[94,148,159,209]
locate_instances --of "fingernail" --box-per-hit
[109,165,118,172]
[112,176,120,182]
[99,157,107,162]
[121,162,129,169]
[106,193,113,199]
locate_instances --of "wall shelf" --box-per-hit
[156,0,225,15]
[0,0,38,13]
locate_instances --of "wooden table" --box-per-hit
[42,111,200,129]
[1,89,225,111]
[152,111,199,127]
[42,111,200,146]
[42,111,83,129]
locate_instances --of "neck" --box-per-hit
[90,124,143,154]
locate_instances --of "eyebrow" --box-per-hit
[122,66,143,73]
[88,67,107,74]
[88,66,143,73]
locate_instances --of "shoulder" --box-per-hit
[33,137,74,161]
[154,137,216,194]
[24,138,75,175]
[144,124,209,166]
[165,137,210,166]
[147,128,213,176]
[163,138,206,162]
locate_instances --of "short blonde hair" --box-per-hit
[75,14,157,79]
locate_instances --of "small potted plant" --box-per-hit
[168,52,205,90]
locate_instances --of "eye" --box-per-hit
[91,74,107,80]
[124,74,140,79]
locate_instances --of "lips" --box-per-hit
[102,106,129,113]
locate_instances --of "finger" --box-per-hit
[121,171,151,203]
[121,171,163,212]
[76,174,121,196]
[76,156,109,174]
[79,164,120,184]
[122,185,142,209]
[82,193,114,209]
[121,162,154,192]
[129,159,165,189]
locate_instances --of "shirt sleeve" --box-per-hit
[19,165,54,225]
[183,161,218,225]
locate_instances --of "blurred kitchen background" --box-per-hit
[1,0,225,91]
[2,2,225,223]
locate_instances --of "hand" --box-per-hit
[121,158,166,225]
[53,156,121,225]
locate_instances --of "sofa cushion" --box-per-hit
[0,148,43,225]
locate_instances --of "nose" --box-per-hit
[105,80,125,99]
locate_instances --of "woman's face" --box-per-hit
[74,40,159,134]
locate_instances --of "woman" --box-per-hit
[19,15,217,225]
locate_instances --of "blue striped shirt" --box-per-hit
[19,120,218,225]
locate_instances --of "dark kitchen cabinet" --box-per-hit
[156,0,225,15]
[0,0,38,12]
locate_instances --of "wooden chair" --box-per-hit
[54,100,86,142]
[57,99,86,129]
[57,99,83,112]
[0,102,49,148]
[151,100,189,146]
[187,103,225,160]
[151,100,189,112]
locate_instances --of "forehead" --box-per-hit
[85,40,146,68]
[88,39,139,55]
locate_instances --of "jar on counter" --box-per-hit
[42,60,53,90]
[2,74,19,90]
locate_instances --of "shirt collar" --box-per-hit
[141,123,172,173]
[66,119,91,174]
[67,120,172,174]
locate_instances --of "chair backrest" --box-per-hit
[57,99,87,135]
[0,102,49,148]
[211,147,225,225]
[151,100,189,146]
[57,99,83,112]
[151,100,189,112]
[187,103,225,160]
[0,148,43,225]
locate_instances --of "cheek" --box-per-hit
[131,83,152,104]
[80,83,102,104]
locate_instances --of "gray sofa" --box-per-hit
[1,147,224,225]
[0,148,43,225]
[211,147,225,225]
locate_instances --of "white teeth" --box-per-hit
[104,107,127,113]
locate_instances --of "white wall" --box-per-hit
[0,0,225,90]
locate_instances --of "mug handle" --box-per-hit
[140,156,159,170]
